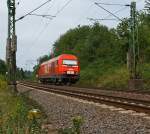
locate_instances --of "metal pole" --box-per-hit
[129,1,139,79]
[6,0,17,92]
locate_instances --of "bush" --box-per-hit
[97,66,129,89]
[142,63,150,89]
[59,116,84,134]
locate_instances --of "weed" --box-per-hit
[59,116,84,134]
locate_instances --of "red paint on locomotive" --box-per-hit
[37,54,80,84]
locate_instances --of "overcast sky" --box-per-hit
[0,0,145,70]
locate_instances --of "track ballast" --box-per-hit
[18,81,150,115]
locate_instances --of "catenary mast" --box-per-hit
[6,0,17,92]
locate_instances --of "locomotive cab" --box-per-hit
[62,60,78,74]
[60,59,79,84]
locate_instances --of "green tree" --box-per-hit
[38,55,50,64]
[0,59,7,75]
[16,68,25,80]
[53,23,123,68]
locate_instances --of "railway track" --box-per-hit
[18,81,150,115]
[20,81,150,95]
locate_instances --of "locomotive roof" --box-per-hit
[40,54,77,65]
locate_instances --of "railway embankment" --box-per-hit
[0,76,49,133]
[18,83,150,134]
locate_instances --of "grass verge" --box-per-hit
[77,63,150,90]
[0,75,46,133]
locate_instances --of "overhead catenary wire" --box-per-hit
[95,2,122,21]
[95,0,143,20]
[17,0,73,63]
[87,18,118,21]
[28,13,56,20]
[76,1,129,25]
[17,0,55,63]
[17,0,141,69]
[28,13,56,17]
[17,0,74,66]
[36,0,74,36]
[88,2,132,24]
[95,2,130,7]
[30,0,74,45]
[103,6,129,20]
[16,0,52,22]
[54,0,73,16]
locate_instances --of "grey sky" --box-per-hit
[0,0,145,70]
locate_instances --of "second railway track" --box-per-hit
[18,81,150,115]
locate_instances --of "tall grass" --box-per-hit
[0,75,46,133]
[142,64,150,89]
[78,63,150,90]
[78,62,129,89]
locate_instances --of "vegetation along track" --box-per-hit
[18,81,150,115]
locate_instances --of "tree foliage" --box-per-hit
[0,59,7,75]
[16,68,25,80]
[38,55,51,64]
[53,24,123,68]
[116,12,150,63]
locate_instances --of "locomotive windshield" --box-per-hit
[63,60,77,65]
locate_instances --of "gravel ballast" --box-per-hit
[18,85,150,134]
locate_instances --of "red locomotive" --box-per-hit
[37,54,80,84]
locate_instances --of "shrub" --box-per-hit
[59,116,84,134]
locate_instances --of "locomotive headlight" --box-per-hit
[67,71,74,74]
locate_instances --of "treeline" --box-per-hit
[38,13,150,66]
[53,24,124,68]
[0,59,7,75]
[0,59,32,80]
[53,13,150,64]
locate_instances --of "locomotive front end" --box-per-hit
[59,55,80,84]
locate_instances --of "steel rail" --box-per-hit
[22,80,150,95]
[18,81,150,115]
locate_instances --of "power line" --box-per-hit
[16,0,55,63]
[95,2,130,7]
[29,13,56,17]
[88,18,118,21]
[87,3,129,24]
[87,2,129,24]
[95,2,122,21]
[55,0,73,16]
[28,13,56,20]
[16,0,52,22]
[17,0,56,62]
[31,0,74,44]
[103,6,129,20]
[18,0,74,64]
